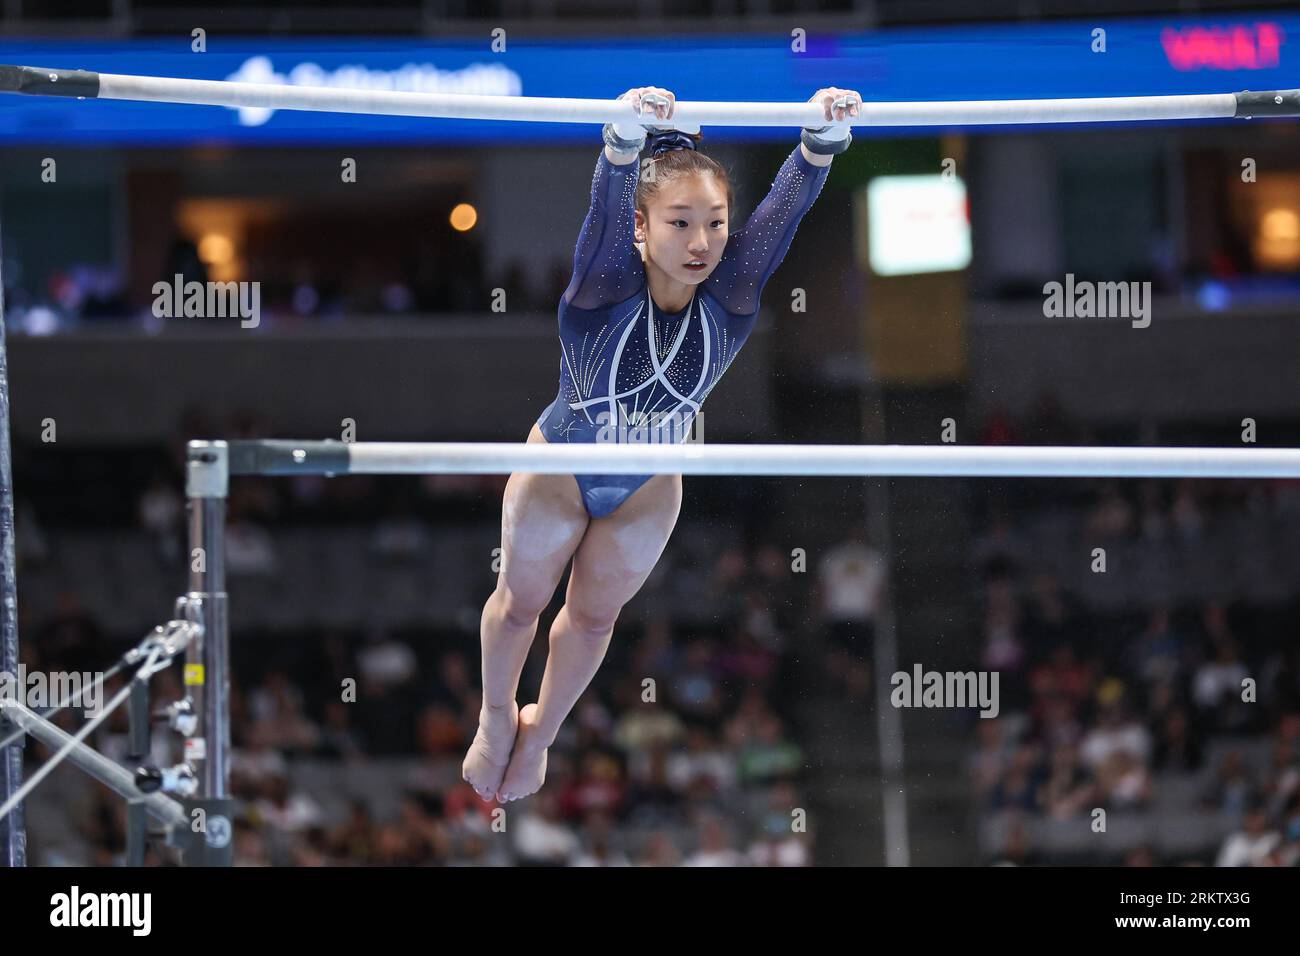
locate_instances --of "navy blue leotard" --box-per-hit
[536,145,830,518]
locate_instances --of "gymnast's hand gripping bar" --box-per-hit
[1,63,1297,127]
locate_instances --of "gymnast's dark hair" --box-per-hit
[635,129,734,220]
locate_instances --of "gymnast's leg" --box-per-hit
[462,423,589,800]
[498,471,683,801]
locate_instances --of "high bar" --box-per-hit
[221,440,1300,479]
[2,64,1298,127]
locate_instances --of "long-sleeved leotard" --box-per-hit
[536,146,830,518]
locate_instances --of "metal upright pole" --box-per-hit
[0,208,26,867]
[862,385,910,867]
[183,440,232,865]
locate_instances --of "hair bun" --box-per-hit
[648,129,700,157]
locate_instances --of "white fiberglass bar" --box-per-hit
[4,65,1298,127]
[92,79,1242,127]
[225,441,1300,479]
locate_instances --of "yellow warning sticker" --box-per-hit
[184,664,205,686]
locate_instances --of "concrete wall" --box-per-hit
[966,301,1300,425]
[7,315,775,444]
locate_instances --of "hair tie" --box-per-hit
[648,129,698,157]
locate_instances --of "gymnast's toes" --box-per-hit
[497,703,549,802]
[462,700,519,801]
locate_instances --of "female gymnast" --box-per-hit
[463,85,861,802]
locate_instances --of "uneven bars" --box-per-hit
[223,440,1300,479]
[2,64,1298,127]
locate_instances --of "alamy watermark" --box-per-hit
[152,274,261,328]
[593,407,704,444]
[0,666,103,718]
[890,664,1000,719]
[50,886,151,936]
[1042,274,1151,328]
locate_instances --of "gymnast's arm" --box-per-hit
[559,144,643,311]
[711,87,858,315]
[561,88,675,311]
[709,145,832,316]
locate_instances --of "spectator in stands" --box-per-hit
[624,739,682,824]
[982,571,1029,710]
[1079,683,1151,771]
[1130,608,1187,694]
[1193,635,1253,733]
[683,813,746,866]
[1096,748,1153,810]
[1084,482,1134,539]
[972,532,1029,600]
[138,470,183,562]
[989,743,1044,812]
[735,712,803,787]
[746,782,811,866]
[248,669,321,754]
[1264,740,1300,817]
[416,701,467,757]
[815,534,885,699]
[1150,705,1203,773]
[637,830,684,866]
[1215,804,1280,866]
[668,638,725,721]
[224,495,279,576]
[1123,844,1158,866]
[233,819,272,867]
[988,817,1039,866]
[251,773,325,838]
[1039,741,1094,819]
[1021,569,1084,653]
[572,811,632,867]
[970,718,1009,804]
[559,751,626,820]
[704,545,749,624]
[355,629,421,753]
[668,725,737,797]
[1202,749,1258,816]
[327,799,376,862]
[750,541,802,638]
[512,790,580,866]
[315,698,366,761]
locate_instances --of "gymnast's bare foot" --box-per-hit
[462,700,518,801]
[497,703,548,802]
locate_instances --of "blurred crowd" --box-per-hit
[21,552,817,865]
[11,394,1298,866]
[13,407,829,865]
[1,240,574,333]
[969,405,1300,866]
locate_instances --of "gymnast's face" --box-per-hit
[635,173,729,287]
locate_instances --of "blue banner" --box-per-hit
[0,13,1293,145]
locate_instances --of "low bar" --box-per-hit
[224,439,1300,479]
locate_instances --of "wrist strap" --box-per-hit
[603,123,646,154]
[800,127,852,155]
